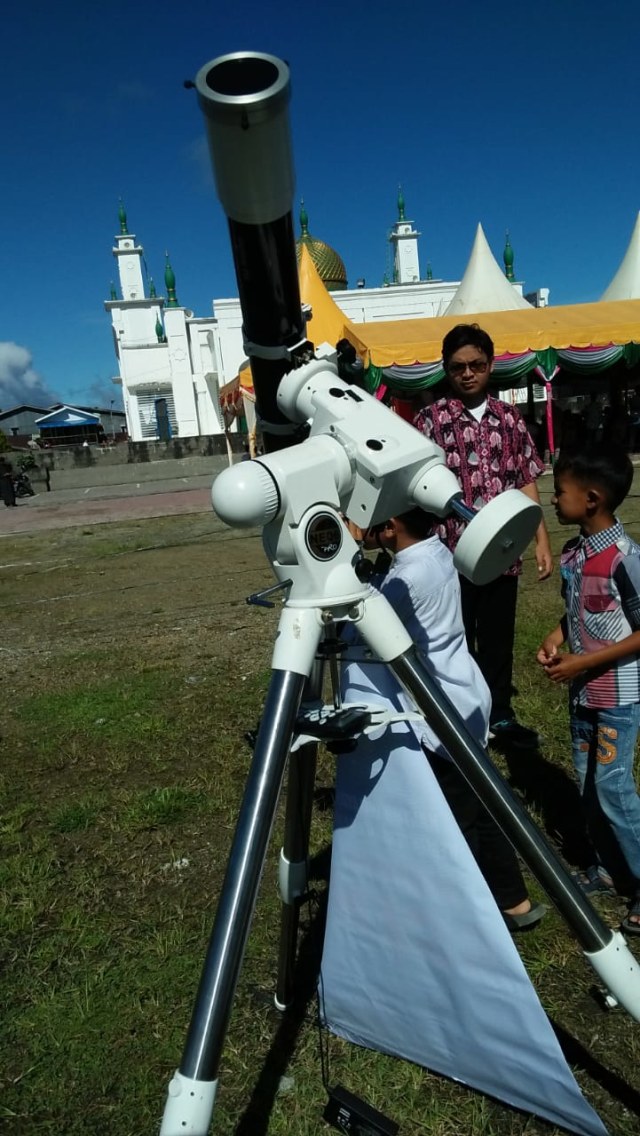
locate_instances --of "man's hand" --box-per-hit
[520,482,553,581]
[535,545,553,581]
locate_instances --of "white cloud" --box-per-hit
[0,342,58,411]
[185,135,214,189]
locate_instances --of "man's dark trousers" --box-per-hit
[459,573,519,726]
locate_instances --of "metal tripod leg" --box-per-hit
[275,736,319,1010]
[275,645,338,1008]
[160,668,308,1136]
[274,658,323,1011]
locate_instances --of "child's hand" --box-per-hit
[344,518,364,542]
[543,653,588,683]
[536,638,558,666]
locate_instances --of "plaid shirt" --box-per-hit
[560,521,640,708]
[413,394,545,576]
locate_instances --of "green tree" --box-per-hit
[0,430,9,454]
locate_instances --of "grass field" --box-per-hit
[3,478,640,1135]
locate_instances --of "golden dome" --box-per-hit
[295,203,348,291]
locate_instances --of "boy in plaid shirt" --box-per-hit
[537,444,640,934]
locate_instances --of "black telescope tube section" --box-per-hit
[228,214,307,453]
[228,215,303,347]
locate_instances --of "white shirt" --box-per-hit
[468,399,487,423]
[343,537,491,758]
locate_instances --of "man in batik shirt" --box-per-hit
[414,323,553,749]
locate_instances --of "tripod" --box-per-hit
[160,365,640,1134]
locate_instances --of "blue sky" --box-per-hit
[2,0,639,409]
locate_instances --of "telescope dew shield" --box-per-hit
[194,52,308,451]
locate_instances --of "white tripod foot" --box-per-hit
[585,931,640,1021]
[160,1070,218,1135]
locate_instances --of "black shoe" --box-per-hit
[489,718,540,750]
[503,902,547,933]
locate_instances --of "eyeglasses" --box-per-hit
[447,358,489,377]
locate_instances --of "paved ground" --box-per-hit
[0,475,215,535]
[0,466,561,537]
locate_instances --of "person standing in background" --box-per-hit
[414,323,553,750]
[0,458,17,507]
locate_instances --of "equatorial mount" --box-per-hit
[212,355,542,589]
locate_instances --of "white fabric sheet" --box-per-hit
[320,711,608,1136]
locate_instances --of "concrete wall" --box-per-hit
[10,434,242,492]
[48,454,231,491]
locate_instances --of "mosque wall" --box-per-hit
[107,206,545,443]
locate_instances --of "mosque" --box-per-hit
[105,194,546,443]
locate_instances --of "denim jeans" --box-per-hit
[570,702,640,885]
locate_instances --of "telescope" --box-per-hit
[194,51,311,453]
[160,51,640,1136]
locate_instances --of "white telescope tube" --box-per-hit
[194,52,293,226]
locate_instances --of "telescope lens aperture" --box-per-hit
[205,57,281,99]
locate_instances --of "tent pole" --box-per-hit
[545,382,554,462]
[535,364,559,466]
[224,427,234,467]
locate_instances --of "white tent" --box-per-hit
[445,223,532,315]
[601,212,640,301]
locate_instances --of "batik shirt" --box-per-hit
[560,521,640,708]
[414,395,544,576]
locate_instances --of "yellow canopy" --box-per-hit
[218,363,254,414]
[346,299,640,368]
[239,363,254,399]
[298,244,359,349]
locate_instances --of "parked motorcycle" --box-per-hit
[13,472,35,498]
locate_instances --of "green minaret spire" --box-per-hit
[397,185,405,222]
[118,199,128,235]
[426,262,433,281]
[149,277,157,298]
[155,314,165,343]
[299,200,309,240]
[503,231,515,281]
[164,253,179,307]
[109,280,117,300]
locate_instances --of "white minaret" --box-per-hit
[113,200,145,300]
[389,187,421,284]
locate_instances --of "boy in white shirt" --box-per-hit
[353,507,544,930]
